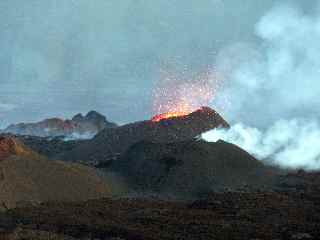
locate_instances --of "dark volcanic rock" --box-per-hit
[60,107,229,164]
[1,189,320,240]
[113,139,281,196]
[2,111,117,139]
[0,133,85,160]
[16,135,86,159]
[276,170,320,193]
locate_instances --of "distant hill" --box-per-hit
[0,136,111,210]
[59,107,230,165]
[113,139,281,197]
[1,111,117,139]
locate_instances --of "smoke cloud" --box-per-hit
[205,3,320,170]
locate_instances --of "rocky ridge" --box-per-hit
[2,111,116,139]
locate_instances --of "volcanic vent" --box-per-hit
[151,111,190,122]
[150,106,226,123]
[59,106,229,165]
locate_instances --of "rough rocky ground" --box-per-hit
[113,139,282,196]
[0,180,319,240]
[16,135,85,159]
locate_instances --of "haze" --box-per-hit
[0,0,317,128]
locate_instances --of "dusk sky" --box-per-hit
[0,0,317,128]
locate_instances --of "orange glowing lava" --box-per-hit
[151,66,223,122]
[151,111,190,122]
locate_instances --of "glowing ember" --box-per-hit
[151,111,190,122]
[152,66,221,120]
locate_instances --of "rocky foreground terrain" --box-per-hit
[0,181,320,240]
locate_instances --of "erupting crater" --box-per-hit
[150,106,224,123]
[151,111,191,122]
[151,70,220,123]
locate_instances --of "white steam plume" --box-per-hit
[213,3,320,126]
[202,119,320,170]
[207,3,320,170]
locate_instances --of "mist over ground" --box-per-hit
[0,0,314,128]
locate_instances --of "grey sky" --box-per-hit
[0,0,316,127]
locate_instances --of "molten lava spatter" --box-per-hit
[152,67,221,121]
[151,111,190,122]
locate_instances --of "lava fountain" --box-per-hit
[151,111,190,122]
[151,68,220,122]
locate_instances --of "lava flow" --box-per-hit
[151,111,190,122]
